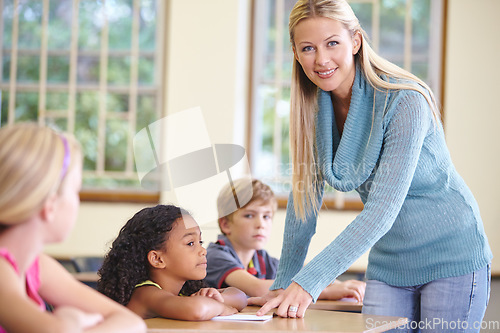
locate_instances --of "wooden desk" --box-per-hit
[72,272,99,283]
[309,299,363,313]
[72,272,99,289]
[145,306,407,333]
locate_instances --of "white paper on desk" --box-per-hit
[212,314,272,322]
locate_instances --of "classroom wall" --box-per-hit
[44,0,253,257]
[443,0,500,273]
[45,0,499,274]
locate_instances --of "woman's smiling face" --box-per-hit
[293,16,360,98]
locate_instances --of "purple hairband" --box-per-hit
[60,135,71,180]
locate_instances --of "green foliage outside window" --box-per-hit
[0,0,160,191]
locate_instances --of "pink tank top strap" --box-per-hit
[0,248,45,311]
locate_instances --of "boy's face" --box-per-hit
[221,200,274,251]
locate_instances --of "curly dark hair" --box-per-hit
[97,204,208,305]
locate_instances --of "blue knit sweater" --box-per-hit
[271,66,492,302]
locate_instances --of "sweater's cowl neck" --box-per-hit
[315,64,389,192]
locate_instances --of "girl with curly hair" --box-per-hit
[97,205,247,320]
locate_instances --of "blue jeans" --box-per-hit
[362,264,491,333]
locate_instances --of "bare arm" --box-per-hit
[224,269,275,297]
[317,279,366,302]
[224,269,364,302]
[39,254,146,333]
[219,287,247,311]
[0,254,145,333]
[129,286,238,321]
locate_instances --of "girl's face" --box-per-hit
[163,216,207,281]
[293,16,361,99]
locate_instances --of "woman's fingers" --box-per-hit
[256,294,283,316]
[257,282,312,318]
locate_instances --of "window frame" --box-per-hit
[248,0,448,210]
[0,0,167,204]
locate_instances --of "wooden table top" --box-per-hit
[72,272,99,282]
[145,306,407,333]
[308,299,363,312]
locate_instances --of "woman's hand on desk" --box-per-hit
[248,288,284,306]
[256,282,312,318]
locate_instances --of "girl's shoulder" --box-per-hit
[0,248,17,271]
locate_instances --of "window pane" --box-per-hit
[47,56,70,83]
[105,118,128,171]
[138,56,154,85]
[350,3,373,38]
[15,92,38,122]
[379,0,406,67]
[2,1,15,49]
[139,0,156,50]
[77,56,100,84]
[108,56,130,85]
[17,55,39,82]
[78,1,102,51]
[75,92,99,171]
[0,93,9,126]
[107,93,129,113]
[2,55,11,81]
[136,95,156,131]
[46,92,68,110]
[108,0,133,50]
[48,0,73,50]
[17,0,43,49]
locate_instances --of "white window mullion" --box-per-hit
[0,0,4,88]
[371,0,380,53]
[429,0,444,104]
[155,0,165,121]
[126,0,140,175]
[7,0,19,125]
[97,0,109,175]
[273,0,285,178]
[67,0,80,133]
[404,0,413,72]
[38,0,49,126]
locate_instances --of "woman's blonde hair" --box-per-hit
[289,0,440,220]
[0,123,81,226]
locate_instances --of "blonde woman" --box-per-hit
[0,123,146,333]
[254,0,492,330]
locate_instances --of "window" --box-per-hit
[250,0,445,209]
[0,0,164,202]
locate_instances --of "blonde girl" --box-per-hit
[0,123,146,333]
